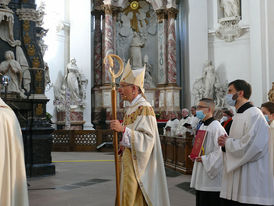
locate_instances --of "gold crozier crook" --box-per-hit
[103,54,124,206]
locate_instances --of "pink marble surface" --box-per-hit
[57,111,83,122]
[167,17,177,84]
[94,15,102,86]
[103,13,113,84]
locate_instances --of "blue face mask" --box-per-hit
[196,110,205,120]
[264,115,270,122]
[225,93,237,106]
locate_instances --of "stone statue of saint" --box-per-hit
[143,54,155,88]
[16,46,31,93]
[130,32,144,68]
[192,60,226,107]
[44,62,51,87]
[268,82,274,103]
[0,50,26,98]
[220,0,240,17]
[64,58,82,103]
[203,61,218,99]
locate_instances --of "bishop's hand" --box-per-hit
[110,120,125,133]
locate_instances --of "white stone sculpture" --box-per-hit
[203,61,218,99]
[130,32,144,68]
[220,0,240,18]
[192,61,227,107]
[0,50,26,98]
[120,12,133,37]
[44,62,51,88]
[0,0,11,9]
[143,54,155,88]
[54,58,87,111]
[65,59,83,103]
[16,46,31,93]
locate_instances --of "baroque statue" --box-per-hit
[220,0,240,18]
[54,58,88,111]
[143,54,155,88]
[0,50,27,98]
[192,60,227,107]
[130,32,144,69]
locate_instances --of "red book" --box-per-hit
[189,130,207,159]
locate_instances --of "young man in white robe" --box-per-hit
[110,61,170,206]
[190,98,227,206]
[0,96,29,205]
[218,79,274,205]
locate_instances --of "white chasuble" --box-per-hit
[121,96,170,206]
[190,120,226,191]
[0,98,29,206]
[220,107,274,205]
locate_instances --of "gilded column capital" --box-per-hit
[156,9,167,23]
[167,8,178,19]
[102,4,120,16]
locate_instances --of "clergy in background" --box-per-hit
[0,96,29,206]
[218,79,274,205]
[190,98,226,206]
[110,61,170,206]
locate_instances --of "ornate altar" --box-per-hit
[91,0,180,122]
[0,0,54,176]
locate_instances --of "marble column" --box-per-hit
[103,5,114,85]
[93,12,103,86]
[157,10,168,85]
[167,8,178,85]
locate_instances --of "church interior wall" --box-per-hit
[41,0,274,125]
[69,0,93,129]
[181,0,209,108]
[182,0,274,108]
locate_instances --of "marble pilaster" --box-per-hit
[167,8,178,85]
[157,10,167,85]
[93,12,103,86]
[103,5,114,84]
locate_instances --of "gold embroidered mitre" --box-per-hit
[120,60,146,94]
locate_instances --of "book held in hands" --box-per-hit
[189,130,207,159]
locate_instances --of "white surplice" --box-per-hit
[220,107,274,205]
[190,120,226,191]
[120,95,170,206]
[0,98,29,206]
[175,116,192,136]
[163,119,179,136]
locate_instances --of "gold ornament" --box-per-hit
[130,1,139,10]
[36,104,43,115]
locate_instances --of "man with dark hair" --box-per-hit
[190,98,227,206]
[218,79,274,205]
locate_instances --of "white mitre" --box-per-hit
[120,60,146,94]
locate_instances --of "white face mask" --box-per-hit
[225,93,238,106]
[220,116,228,123]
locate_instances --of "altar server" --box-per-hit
[218,79,274,205]
[190,98,226,206]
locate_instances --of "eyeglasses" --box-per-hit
[197,105,209,109]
